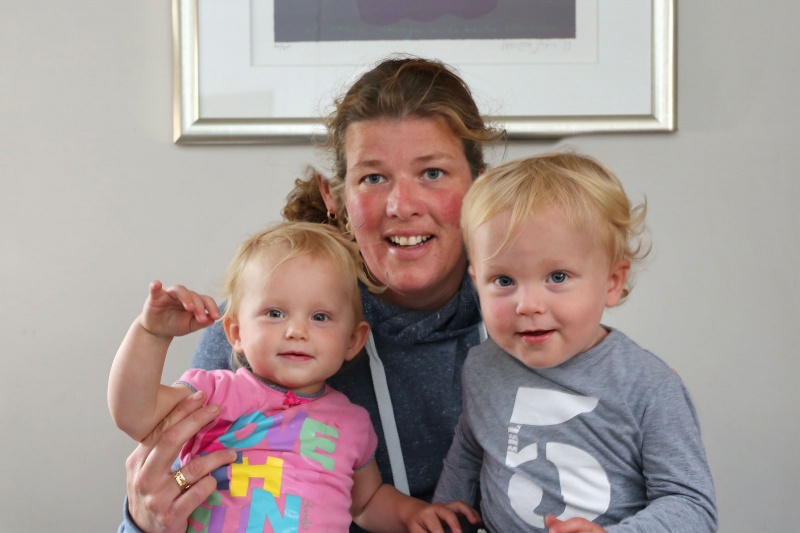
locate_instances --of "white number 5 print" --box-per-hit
[505,388,611,528]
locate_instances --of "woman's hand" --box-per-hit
[125,391,236,533]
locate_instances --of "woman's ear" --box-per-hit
[222,316,244,354]
[316,172,336,212]
[345,321,371,362]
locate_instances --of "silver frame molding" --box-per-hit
[173,0,676,144]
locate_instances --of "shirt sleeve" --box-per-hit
[607,375,718,532]
[177,368,269,419]
[432,412,482,506]
[119,495,144,533]
[351,402,380,471]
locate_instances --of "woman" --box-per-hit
[120,56,505,533]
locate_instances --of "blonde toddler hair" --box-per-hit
[461,152,650,303]
[220,222,377,365]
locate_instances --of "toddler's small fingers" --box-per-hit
[149,280,163,294]
[197,294,221,321]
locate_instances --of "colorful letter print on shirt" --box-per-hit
[176,368,377,532]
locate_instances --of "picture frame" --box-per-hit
[173,0,676,144]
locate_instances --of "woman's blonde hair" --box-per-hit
[461,152,650,303]
[221,222,378,365]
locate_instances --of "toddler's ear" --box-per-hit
[222,316,244,354]
[345,321,371,361]
[606,259,630,307]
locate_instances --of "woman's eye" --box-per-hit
[494,276,514,287]
[312,313,329,322]
[267,309,284,318]
[549,272,568,284]
[363,174,385,185]
[424,169,443,180]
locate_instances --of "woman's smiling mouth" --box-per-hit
[388,235,433,247]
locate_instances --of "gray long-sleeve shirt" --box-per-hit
[434,329,717,532]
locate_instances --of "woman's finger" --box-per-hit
[126,392,235,533]
[126,391,211,498]
[173,448,237,491]
[169,449,237,516]
[140,392,217,470]
[168,474,219,526]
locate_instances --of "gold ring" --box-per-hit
[172,469,191,492]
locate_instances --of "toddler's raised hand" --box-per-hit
[138,280,220,339]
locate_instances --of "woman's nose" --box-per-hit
[386,178,424,219]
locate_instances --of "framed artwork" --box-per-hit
[173,0,676,144]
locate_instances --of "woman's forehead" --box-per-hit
[343,117,465,167]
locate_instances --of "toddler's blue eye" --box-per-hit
[312,313,329,322]
[267,309,284,318]
[549,272,567,284]
[494,276,514,287]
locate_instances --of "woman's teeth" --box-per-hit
[389,235,431,247]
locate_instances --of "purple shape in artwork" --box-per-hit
[273,0,576,43]
[356,0,498,24]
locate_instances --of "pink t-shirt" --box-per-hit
[177,368,378,533]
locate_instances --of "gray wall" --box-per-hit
[2,1,798,531]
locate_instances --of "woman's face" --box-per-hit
[343,117,474,310]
